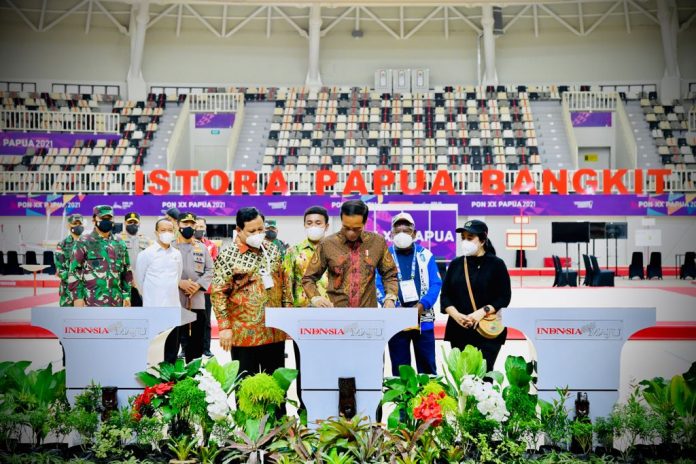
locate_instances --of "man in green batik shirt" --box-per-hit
[55,213,84,307]
[282,206,330,307]
[68,205,133,307]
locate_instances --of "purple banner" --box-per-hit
[194,113,235,129]
[366,208,458,260]
[0,131,121,155]
[571,111,612,127]
[1,193,694,217]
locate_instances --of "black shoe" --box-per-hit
[203,350,214,358]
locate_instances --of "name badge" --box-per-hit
[400,280,419,303]
[262,273,274,290]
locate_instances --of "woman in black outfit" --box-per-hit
[440,219,511,372]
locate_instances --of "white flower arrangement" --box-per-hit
[195,369,231,421]
[459,374,509,423]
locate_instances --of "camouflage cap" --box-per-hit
[93,205,113,217]
[67,213,83,224]
[178,211,197,223]
[124,212,140,223]
[264,219,277,228]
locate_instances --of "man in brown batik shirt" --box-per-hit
[302,200,399,308]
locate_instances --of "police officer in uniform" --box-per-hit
[55,213,84,307]
[121,212,151,307]
[170,212,214,362]
[68,205,132,307]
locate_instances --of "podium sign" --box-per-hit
[32,307,196,406]
[266,307,417,425]
[504,307,656,421]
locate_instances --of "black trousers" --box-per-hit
[449,338,503,375]
[232,342,285,378]
[165,309,205,364]
[203,293,212,352]
[130,287,143,307]
[292,342,306,412]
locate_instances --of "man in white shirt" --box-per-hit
[136,218,183,363]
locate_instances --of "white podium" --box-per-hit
[504,307,656,421]
[266,307,417,425]
[31,307,196,407]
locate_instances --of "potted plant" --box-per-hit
[168,435,198,463]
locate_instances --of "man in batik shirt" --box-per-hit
[210,207,292,377]
[302,200,399,308]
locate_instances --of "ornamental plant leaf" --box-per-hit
[185,358,203,378]
[669,375,691,417]
[205,358,240,393]
[272,368,298,393]
[136,371,159,387]
[505,356,533,390]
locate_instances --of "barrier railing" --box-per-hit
[562,91,618,111]
[0,110,120,134]
[615,97,638,168]
[166,97,191,170]
[1,169,694,195]
[188,93,243,113]
[560,95,580,169]
[226,100,245,169]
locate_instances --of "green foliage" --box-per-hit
[569,420,593,455]
[136,358,203,387]
[381,364,433,431]
[442,346,487,395]
[236,373,285,421]
[321,447,356,464]
[592,416,615,451]
[169,377,208,423]
[503,357,541,443]
[167,434,198,460]
[204,358,240,393]
[539,388,571,450]
[610,389,661,460]
[196,442,222,464]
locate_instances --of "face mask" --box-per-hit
[158,232,175,244]
[306,226,325,242]
[265,230,278,241]
[393,232,414,249]
[461,239,480,257]
[71,226,84,236]
[245,232,265,249]
[126,224,139,236]
[179,227,195,239]
[194,230,205,240]
[96,219,114,233]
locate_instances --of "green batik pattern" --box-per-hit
[282,239,328,308]
[67,231,133,307]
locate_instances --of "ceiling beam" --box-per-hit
[94,0,128,34]
[448,6,481,34]
[584,0,620,36]
[6,0,39,32]
[225,4,265,37]
[503,4,530,33]
[272,6,308,39]
[404,6,442,39]
[679,10,696,32]
[185,3,222,37]
[320,6,354,37]
[360,6,401,39]
[43,0,89,32]
[38,0,48,30]
[627,0,658,25]
[538,4,581,36]
[147,4,177,29]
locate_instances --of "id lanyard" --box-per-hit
[392,248,420,304]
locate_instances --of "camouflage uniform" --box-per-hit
[55,235,78,306]
[68,206,133,307]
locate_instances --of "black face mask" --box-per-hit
[265,230,278,240]
[71,226,84,236]
[179,227,195,239]
[126,224,139,236]
[194,230,205,240]
[96,219,114,233]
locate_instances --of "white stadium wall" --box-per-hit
[2,16,695,90]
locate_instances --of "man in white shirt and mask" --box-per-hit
[136,218,183,363]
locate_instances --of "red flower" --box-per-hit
[132,381,175,421]
[413,393,443,427]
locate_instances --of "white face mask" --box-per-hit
[245,232,266,249]
[393,232,414,249]
[158,232,175,244]
[461,239,480,257]
[306,226,326,242]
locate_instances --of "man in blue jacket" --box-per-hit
[377,212,442,375]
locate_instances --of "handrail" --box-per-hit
[560,96,580,169]
[226,100,245,170]
[615,96,638,168]
[1,169,694,195]
[188,93,243,113]
[0,110,119,134]
[562,91,618,111]
[166,97,191,170]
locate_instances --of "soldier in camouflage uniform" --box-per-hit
[264,219,288,258]
[120,212,151,306]
[55,213,84,306]
[68,205,133,307]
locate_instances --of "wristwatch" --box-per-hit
[483,305,494,314]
